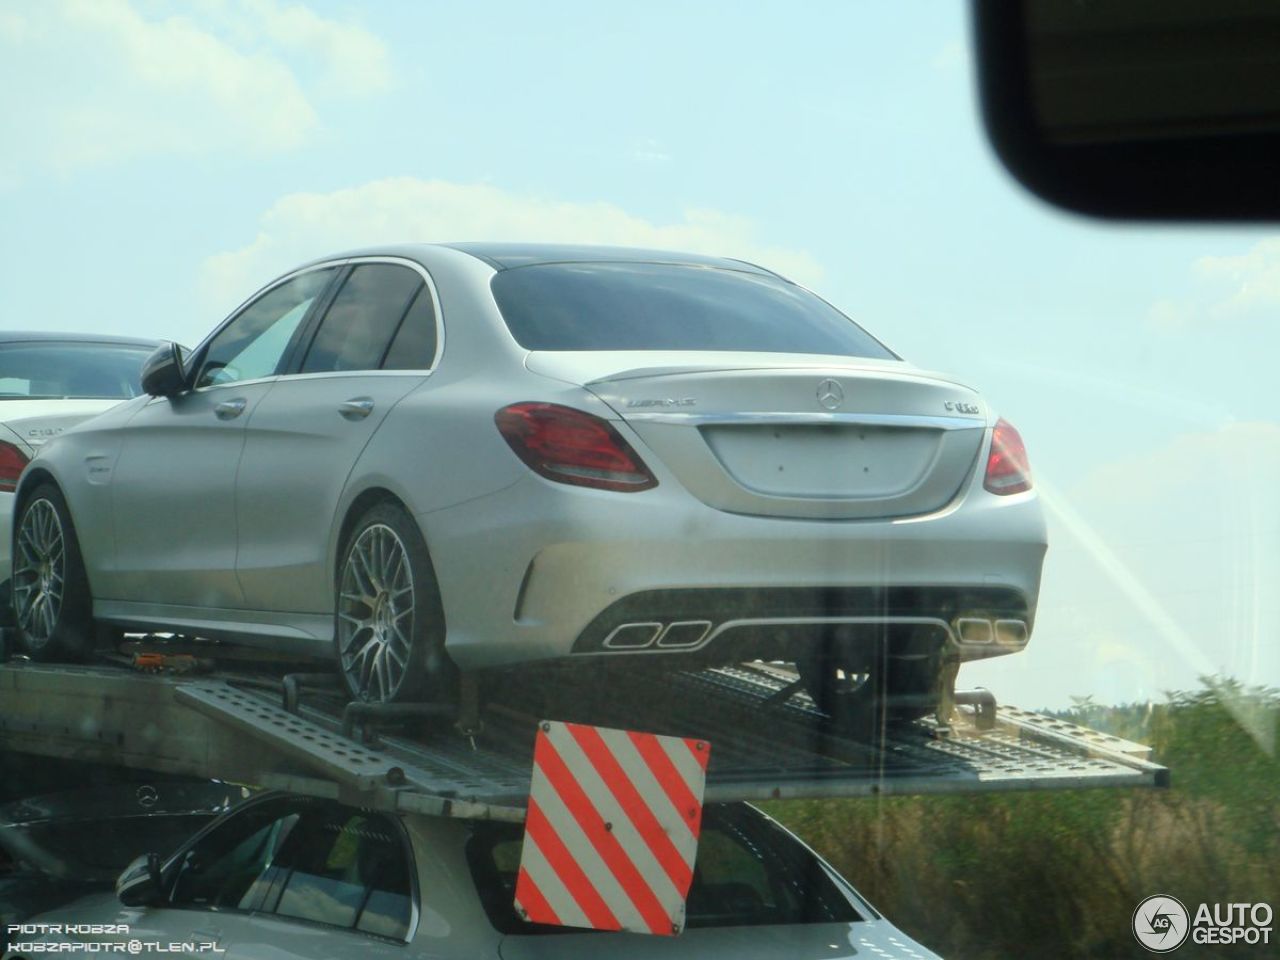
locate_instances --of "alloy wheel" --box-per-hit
[13,498,66,644]
[337,523,416,702]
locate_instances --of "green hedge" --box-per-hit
[764,678,1280,959]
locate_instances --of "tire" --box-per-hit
[333,500,456,705]
[11,484,94,661]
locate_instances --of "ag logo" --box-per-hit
[1133,895,1190,953]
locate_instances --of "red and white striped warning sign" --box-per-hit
[514,720,711,936]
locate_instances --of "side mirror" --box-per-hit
[116,852,165,906]
[140,342,189,398]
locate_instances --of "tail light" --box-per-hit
[0,441,29,493]
[984,419,1032,495]
[495,402,658,492]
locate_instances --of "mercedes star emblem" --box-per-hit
[816,378,844,410]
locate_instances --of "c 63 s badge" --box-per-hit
[626,398,696,408]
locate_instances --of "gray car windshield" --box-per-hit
[466,805,863,935]
[490,262,897,358]
[0,343,152,399]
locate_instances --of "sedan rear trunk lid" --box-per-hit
[0,399,129,451]
[527,352,987,520]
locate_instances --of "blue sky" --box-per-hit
[2,0,1277,711]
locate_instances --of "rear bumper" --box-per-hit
[419,472,1047,672]
[573,586,1031,663]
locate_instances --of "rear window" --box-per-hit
[466,804,863,935]
[489,262,897,358]
[0,342,153,399]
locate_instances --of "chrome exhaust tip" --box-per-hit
[995,619,1029,647]
[953,616,1029,650]
[602,622,664,649]
[657,620,712,649]
[955,617,994,645]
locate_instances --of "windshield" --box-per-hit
[0,342,152,399]
[491,262,896,358]
[467,804,864,935]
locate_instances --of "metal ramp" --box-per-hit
[0,658,1168,820]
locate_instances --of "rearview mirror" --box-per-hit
[973,0,1280,219]
[116,852,165,906]
[141,342,189,398]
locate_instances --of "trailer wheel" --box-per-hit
[333,500,457,706]
[12,484,94,661]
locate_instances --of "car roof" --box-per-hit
[0,331,161,348]
[440,241,779,276]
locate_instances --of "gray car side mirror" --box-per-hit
[116,851,165,906]
[140,342,189,398]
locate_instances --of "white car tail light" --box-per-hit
[0,441,29,492]
[984,418,1032,495]
[495,402,658,492]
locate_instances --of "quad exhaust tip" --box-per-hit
[601,615,1029,654]
[956,617,1029,648]
[603,621,713,650]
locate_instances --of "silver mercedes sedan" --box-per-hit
[9,243,1046,721]
[4,796,941,960]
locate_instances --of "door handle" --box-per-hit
[338,397,375,420]
[214,398,247,420]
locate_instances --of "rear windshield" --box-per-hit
[490,262,897,358]
[0,342,153,399]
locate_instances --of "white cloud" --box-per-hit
[199,177,825,310]
[1147,235,1280,331]
[196,0,391,94]
[1194,236,1280,319]
[0,0,390,179]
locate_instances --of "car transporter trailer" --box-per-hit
[0,638,1168,821]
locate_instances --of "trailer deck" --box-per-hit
[0,652,1168,819]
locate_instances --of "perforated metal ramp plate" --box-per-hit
[176,682,397,790]
[175,681,529,820]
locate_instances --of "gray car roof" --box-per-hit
[0,331,161,348]
[440,241,778,275]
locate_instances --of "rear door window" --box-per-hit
[381,286,439,369]
[300,263,424,373]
